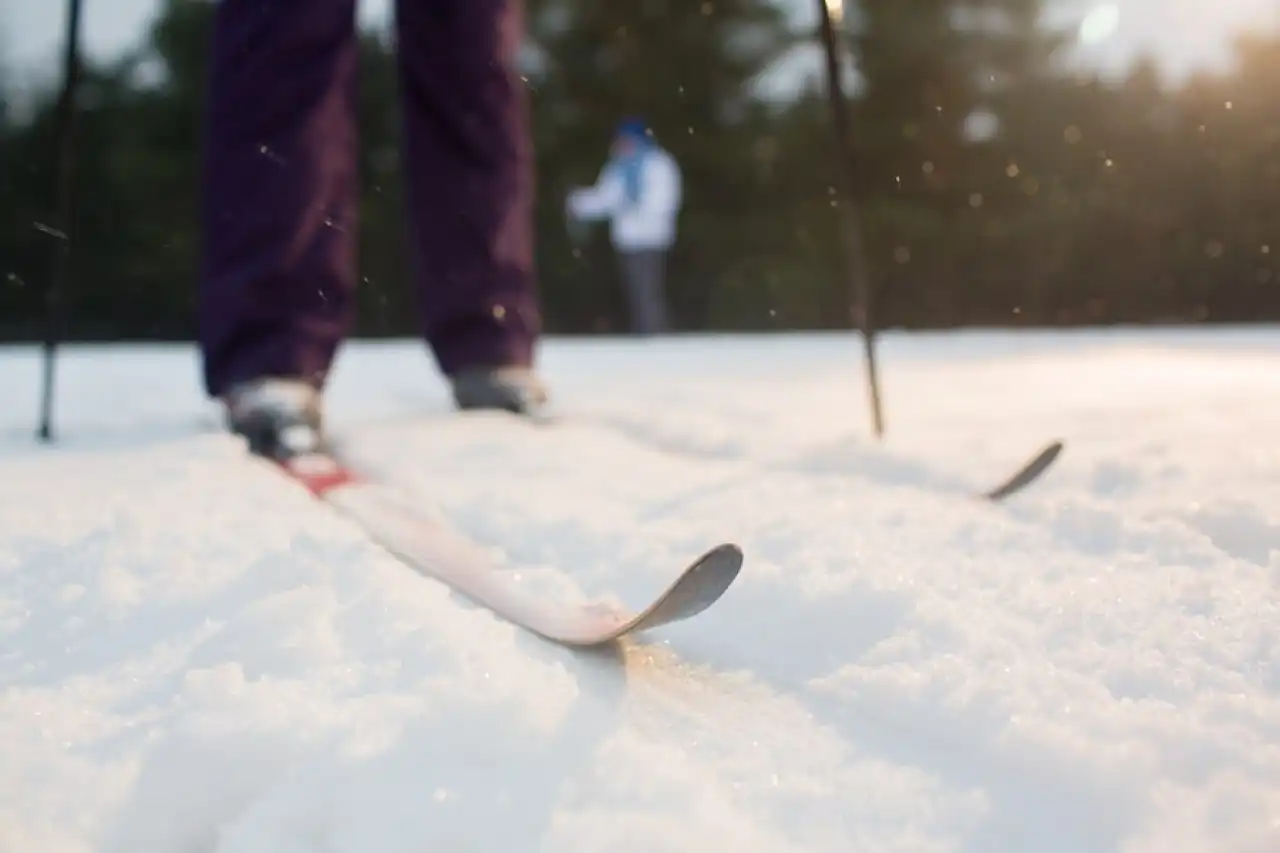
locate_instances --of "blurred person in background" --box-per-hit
[567,118,682,336]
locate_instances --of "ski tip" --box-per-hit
[699,542,744,571]
[1030,439,1065,466]
[683,542,745,606]
[981,439,1066,502]
[559,543,746,648]
[1032,439,1065,471]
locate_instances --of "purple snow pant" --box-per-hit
[198,0,540,398]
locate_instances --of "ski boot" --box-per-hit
[449,364,550,416]
[221,377,325,462]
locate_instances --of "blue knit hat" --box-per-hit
[615,117,649,142]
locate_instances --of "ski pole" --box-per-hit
[815,0,884,439]
[37,0,85,443]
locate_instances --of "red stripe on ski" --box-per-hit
[277,454,361,496]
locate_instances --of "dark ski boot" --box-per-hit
[449,365,550,416]
[221,378,325,461]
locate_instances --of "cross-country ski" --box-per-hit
[266,445,744,647]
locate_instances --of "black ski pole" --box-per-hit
[815,0,884,439]
[37,0,85,443]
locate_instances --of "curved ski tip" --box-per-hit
[691,542,744,587]
[700,542,744,570]
[1029,439,1065,468]
[981,438,1067,501]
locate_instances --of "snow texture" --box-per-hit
[1,328,1279,853]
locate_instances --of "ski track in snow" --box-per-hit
[1,328,1279,853]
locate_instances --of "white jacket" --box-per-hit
[566,146,682,252]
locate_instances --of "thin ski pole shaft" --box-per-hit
[815,0,884,439]
[38,0,84,442]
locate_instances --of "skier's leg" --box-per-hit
[199,0,360,405]
[635,249,670,334]
[616,250,644,334]
[394,0,547,412]
[618,249,667,335]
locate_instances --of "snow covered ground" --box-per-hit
[1,327,1279,853]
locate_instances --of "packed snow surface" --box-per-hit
[2,328,1279,853]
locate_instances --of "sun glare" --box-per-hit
[1079,4,1120,45]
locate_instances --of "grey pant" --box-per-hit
[617,249,668,335]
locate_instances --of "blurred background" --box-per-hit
[3,0,1280,342]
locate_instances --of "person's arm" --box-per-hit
[566,165,624,220]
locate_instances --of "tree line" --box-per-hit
[2,0,1279,342]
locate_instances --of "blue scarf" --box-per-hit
[611,119,651,207]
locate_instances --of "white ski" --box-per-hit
[269,450,744,647]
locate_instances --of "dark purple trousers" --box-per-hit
[198,0,541,398]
